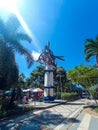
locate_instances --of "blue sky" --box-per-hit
[0,0,98,77]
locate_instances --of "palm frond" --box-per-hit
[85,38,95,44]
[0,14,34,68]
[9,40,34,68]
[84,42,98,53]
[85,49,96,55]
[16,33,32,43]
[0,17,7,39]
[85,51,96,61]
[84,36,98,64]
[96,35,98,43]
[6,14,20,34]
[0,17,5,31]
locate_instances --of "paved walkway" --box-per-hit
[68,110,98,130]
[0,99,85,130]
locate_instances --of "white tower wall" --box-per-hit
[44,65,54,101]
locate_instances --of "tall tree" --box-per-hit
[67,64,98,104]
[67,64,98,87]
[0,40,18,90]
[54,66,67,93]
[27,65,44,89]
[0,14,34,90]
[18,73,26,88]
[84,35,98,66]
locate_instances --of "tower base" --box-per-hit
[44,96,55,101]
[43,86,55,101]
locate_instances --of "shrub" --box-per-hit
[0,105,34,119]
[61,92,77,101]
[55,92,61,99]
[1,96,10,110]
[0,93,4,107]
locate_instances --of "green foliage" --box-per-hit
[54,66,67,92]
[67,64,98,104]
[0,14,34,90]
[84,35,98,65]
[61,92,77,101]
[26,65,45,88]
[0,105,34,119]
[0,93,4,106]
[89,87,97,99]
[55,92,61,99]
[0,41,18,90]
[0,15,33,68]
[67,64,98,88]
[1,96,10,110]
[18,73,26,88]
[25,65,67,93]
[93,106,98,113]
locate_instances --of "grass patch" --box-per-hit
[92,106,98,113]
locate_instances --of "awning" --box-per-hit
[70,84,85,90]
[32,88,43,93]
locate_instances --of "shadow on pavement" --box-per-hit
[0,100,83,130]
[0,107,80,130]
[15,109,80,130]
[67,117,80,123]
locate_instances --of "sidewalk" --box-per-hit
[0,99,85,130]
[68,101,98,130]
[54,99,98,130]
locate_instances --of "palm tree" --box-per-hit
[0,40,19,90]
[0,14,34,108]
[0,14,34,68]
[84,35,98,66]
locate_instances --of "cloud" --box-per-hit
[32,50,40,61]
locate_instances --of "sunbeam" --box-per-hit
[0,0,41,51]
[15,10,41,51]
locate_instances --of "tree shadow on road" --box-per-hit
[67,117,80,123]
[31,109,80,129]
[0,108,80,130]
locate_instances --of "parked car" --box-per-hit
[81,92,91,99]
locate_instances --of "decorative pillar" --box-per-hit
[43,65,55,101]
[37,42,64,102]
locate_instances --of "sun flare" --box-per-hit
[32,51,40,61]
[0,0,41,51]
[0,0,18,13]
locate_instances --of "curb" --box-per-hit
[69,105,83,118]
[32,100,67,110]
[54,105,84,130]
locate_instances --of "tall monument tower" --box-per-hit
[37,42,64,101]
